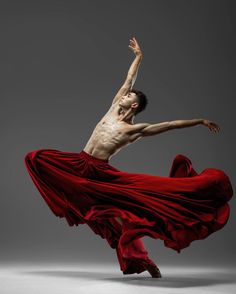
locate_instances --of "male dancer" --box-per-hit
[25,37,230,279]
[83,37,219,162]
[82,37,220,277]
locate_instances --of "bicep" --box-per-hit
[141,122,171,137]
[127,123,151,135]
[128,123,151,142]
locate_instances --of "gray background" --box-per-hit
[1,0,235,267]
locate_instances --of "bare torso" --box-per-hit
[83,100,140,161]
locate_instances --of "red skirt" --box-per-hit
[24,149,233,274]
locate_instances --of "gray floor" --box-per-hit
[1,262,235,294]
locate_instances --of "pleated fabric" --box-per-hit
[24,149,233,274]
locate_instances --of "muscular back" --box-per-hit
[83,100,149,161]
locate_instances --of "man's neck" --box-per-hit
[119,107,134,124]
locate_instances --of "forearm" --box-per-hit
[170,119,204,129]
[126,54,142,85]
[142,119,203,137]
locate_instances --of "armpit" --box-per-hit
[129,132,143,143]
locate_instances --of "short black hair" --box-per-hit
[130,89,148,115]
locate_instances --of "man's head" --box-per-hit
[119,89,148,116]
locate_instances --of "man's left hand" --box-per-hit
[128,37,142,56]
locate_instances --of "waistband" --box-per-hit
[80,150,109,163]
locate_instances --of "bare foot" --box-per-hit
[147,265,162,278]
[141,260,162,278]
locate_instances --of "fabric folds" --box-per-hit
[24,149,233,274]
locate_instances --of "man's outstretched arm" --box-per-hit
[112,37,143,105]
[140,119,220,137]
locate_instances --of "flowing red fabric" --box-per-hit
[24,149,233,274]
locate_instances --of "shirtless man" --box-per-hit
[83,37,220,162]
[83,37,220,277]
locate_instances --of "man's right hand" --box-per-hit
[202,119,220,133]
[128,37,142,57]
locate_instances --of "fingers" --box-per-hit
[209,126,220,133]
[129,40,135,48]
[207,121,220,133]
[128,40,137,52]
[212,124,220,133]
[129,37,138,46]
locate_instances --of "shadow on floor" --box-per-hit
[21,269,236,288]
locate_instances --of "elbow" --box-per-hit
[169,121,181,129]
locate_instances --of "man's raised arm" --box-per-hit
[140,119,220,137]
[112,37,143,104]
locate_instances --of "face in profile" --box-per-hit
[119,92,138,111]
